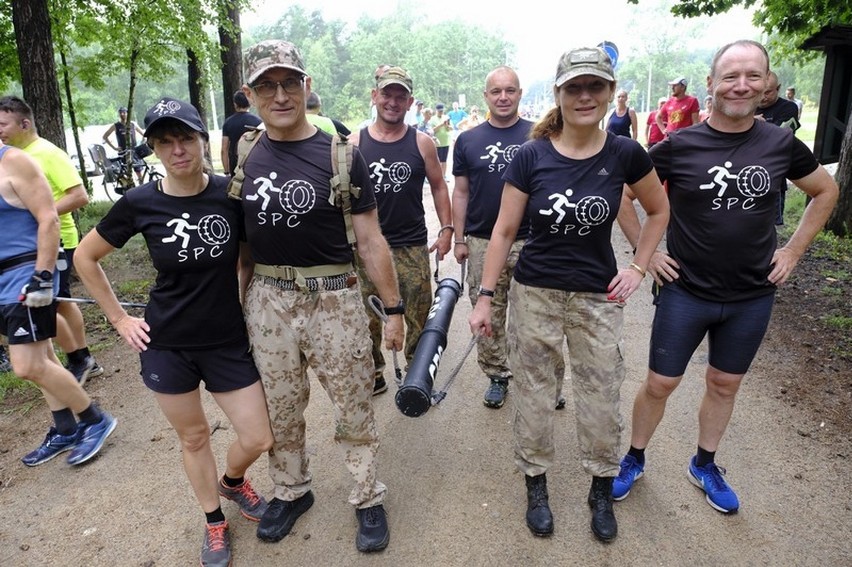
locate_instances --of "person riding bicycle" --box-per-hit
[102,106,147,183]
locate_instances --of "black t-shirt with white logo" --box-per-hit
[241,130,376,266]
[505,134,653,292]
[221,112,263,175]
[357,126,427,247]
[650,120,818,302]
[96,175,247,349]
[453,119,533,239]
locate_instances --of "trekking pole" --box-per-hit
[55,297,147,309]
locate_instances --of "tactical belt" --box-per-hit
[253,263,357,292]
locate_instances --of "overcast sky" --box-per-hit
[243,0,762,83]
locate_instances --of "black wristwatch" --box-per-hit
[35,270,53,281]
[478,286,495,297]
[383,300,405,316]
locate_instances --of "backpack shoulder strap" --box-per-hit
[328,134,360,246]
[227,127,265,200]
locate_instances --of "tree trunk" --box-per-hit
[187,49,207,127]
[60,49,90,193]
[11,0,65,149]
[826,107,852,237]
[219,1,244,120]
[187,49,212,165]
[124,49,140,182]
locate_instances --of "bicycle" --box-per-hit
[88,143,164,202]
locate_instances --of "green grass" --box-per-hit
[0,368,39,405]
[823,315,852,330]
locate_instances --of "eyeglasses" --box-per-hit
[561,80,609,97]
[251,77,304,98]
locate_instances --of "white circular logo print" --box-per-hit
[575,196,610,226]
[279,180,316,214]
[736,165,771,197]
[387,162,412,184]
[197,214,230,245]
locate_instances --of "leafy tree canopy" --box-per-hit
[632,0,852,59]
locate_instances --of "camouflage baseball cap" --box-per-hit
[244,40,306,84]
[555,47,614,87]
[376,67,413,93]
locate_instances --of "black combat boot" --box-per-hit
[525,474,554,537]
[588,476,617,542]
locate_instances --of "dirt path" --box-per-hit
[1,200,849,567]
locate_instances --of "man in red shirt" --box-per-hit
[656,77,699,136]
[645,97,667,148]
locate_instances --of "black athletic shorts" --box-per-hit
[0,302,58,344]
[139,336,261,395]
[57,247,74,298]
[436,145,449,162]
[649,283,775,376]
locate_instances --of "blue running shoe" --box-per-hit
[612,454,644,501]
[21,426,81,467]
[687,456,739,514]
[67,411,117,466]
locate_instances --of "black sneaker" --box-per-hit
[483,377,508,408]
[356,504,389,552]
[0,346,11,373]
[373,376,388,396]
[66,356,96,387]
[88,362,105,379]
[256,491,314,542]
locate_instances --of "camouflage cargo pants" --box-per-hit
[356,245,432,376]
[508,282,624,478]
[245,276,387,508]
[465,236,523,379]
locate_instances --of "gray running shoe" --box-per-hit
[201,520,231,567]
[218,477,268,521]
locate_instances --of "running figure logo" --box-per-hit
[539,188,610,236]
[151,98,182,117]
[699,161,771,198]
[247,171,317,214]
[369,158,412,193]
[480,142,521,165]
[162,212,231,250]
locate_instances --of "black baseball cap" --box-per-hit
[143,97,207,138]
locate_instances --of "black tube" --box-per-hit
[395,278,461,417]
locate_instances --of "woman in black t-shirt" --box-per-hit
[75,98,272,567]
[469,48,668,543]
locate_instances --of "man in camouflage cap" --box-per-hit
[238,39,403,553]
[350,65,453,396]
[244,39,307,83]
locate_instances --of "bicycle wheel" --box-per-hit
[106,173,135,202]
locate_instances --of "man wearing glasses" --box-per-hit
[237,39,403,553]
